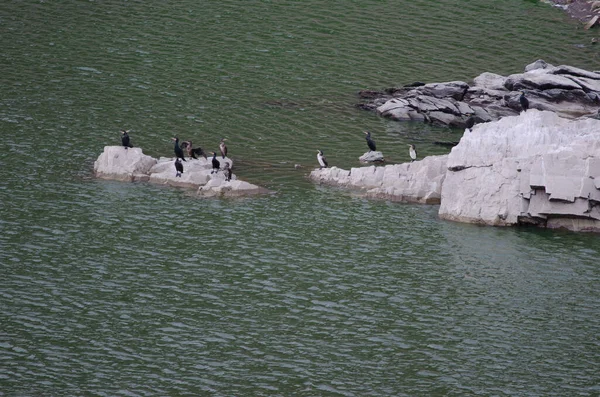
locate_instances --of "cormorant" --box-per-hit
[172,137,186,161]
[317,150,328,169]
[211,152,220,174]
[465,114,475,129]
[121,130,133,149]
[180,140,207,160]
[223,162,232,181]
[174,158,183,177]
[219,138,228,159]
[408,144,417,162]
[519,91,529,112]
[364,131,376,151]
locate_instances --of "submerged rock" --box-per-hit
[359,61,600,128]
[197,178,272,197]
[93,146,269,197]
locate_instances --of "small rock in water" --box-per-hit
[359,151,385,163]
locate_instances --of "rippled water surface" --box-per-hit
[1,1,599,396]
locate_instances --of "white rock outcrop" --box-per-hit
[148,156,231,188]
[94,146,270,197]
[94,147,157,182]
[310,110,600,232]
[440,110,600,231]
[310,155,448,204]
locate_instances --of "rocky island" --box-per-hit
[94,147,271,197]
[313,61,600,233]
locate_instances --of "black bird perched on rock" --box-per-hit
[121,130,133,149]
[223,162,232,181]
[211,152,220,174]
[317,150,328,169]
[408,144,417,162]
[172,137,186,161]
[174,158,183,177]
[219,138,228,159]
[519,91,529,112]
[180,140,207,160]
[465,114,475,130]
[364,131,376,151]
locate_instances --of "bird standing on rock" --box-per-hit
[408,144,417,162]
[211,152,220,174]
[364,131,377,151]
[180,140,207,160]
[317,150,328,169]
[121,130,133,149]
[172,137,186,161]
[219,138,228,159]
[223,162,232,181]
[174,158,183,177]
[519,91,529,112]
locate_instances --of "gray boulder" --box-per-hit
[360,61,600,127]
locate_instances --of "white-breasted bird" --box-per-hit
[408,144,417,162]
[317,150,328,169]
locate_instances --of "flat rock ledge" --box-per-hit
[310,155,448,204]
[358,60,600,129]
[310,110,600,233]
[94,146,271,197]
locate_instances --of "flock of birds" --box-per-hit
[118,93,531,179]
[318,91,530,169]
[119,92,531,179]
[316,92,531,171]
[120,130,232,181]
[317,130,418,170]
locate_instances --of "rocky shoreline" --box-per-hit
[357,60,600,129]
[311,110,600,233]
[543,0,600,27]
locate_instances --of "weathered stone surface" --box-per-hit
[504,72,582,91]
[147,157,226,188]
[94,146,157,182]
[440,110,600,231]
[359,151,385,162]
[359,61,600,127]
[310,155,448,204]
[552,65,600,80]
[473,72,508,91]
[93,147,269,197]
[525,59,554,72]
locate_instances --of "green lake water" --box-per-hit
[1,1,599,395]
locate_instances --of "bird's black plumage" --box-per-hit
[364,131,376,151]
[121,130,133,149]
[180,141,207,159]
[219,138,228,159]
[519,92,529,112]
[174,158,183,177]
[465,115,475,129]
[211,152,220,174]
[172,137,186,161]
